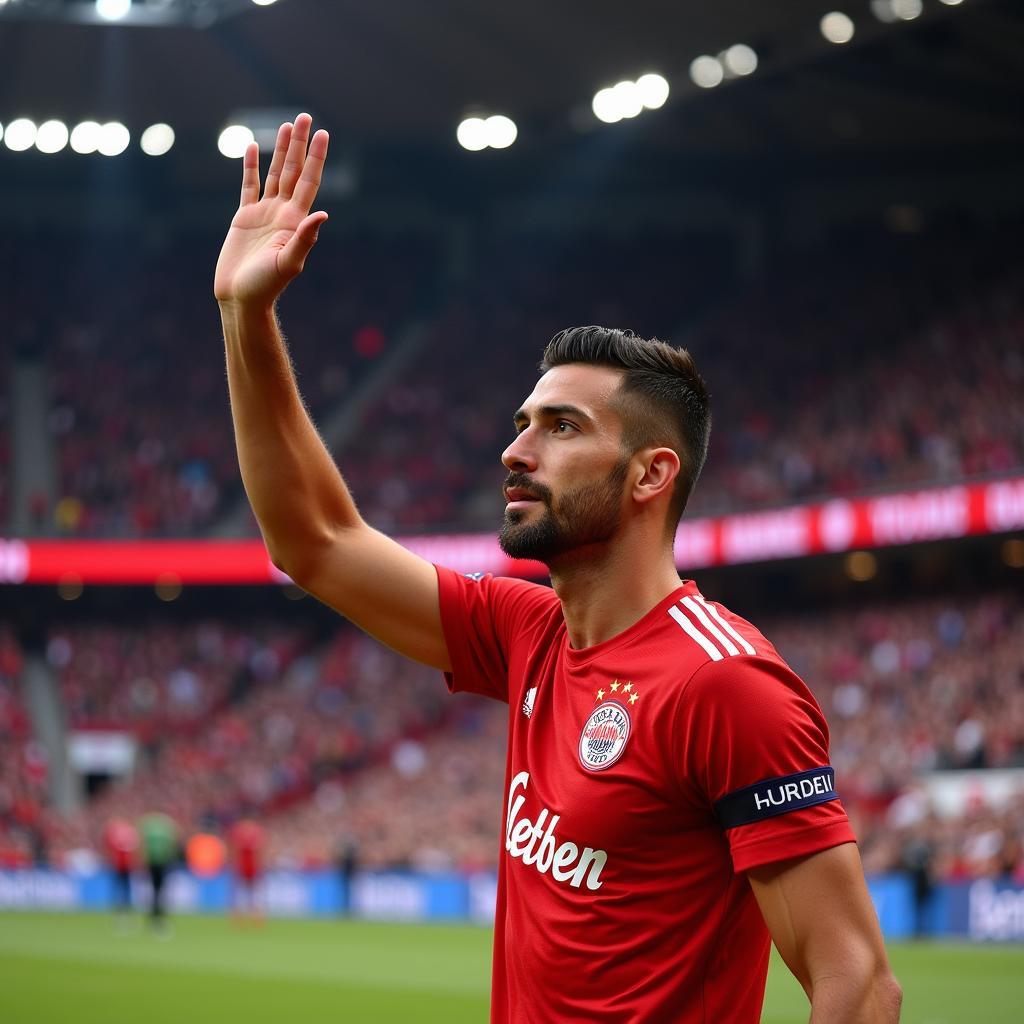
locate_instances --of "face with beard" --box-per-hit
[498,458,631,561]
[499,364,634,565]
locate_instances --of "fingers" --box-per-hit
[278,112,313,201]
[239,142,261,207]
[291,129,329,214]
[278,211,328,281]
[262,121,292,200]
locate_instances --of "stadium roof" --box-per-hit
[2,0,1022,203]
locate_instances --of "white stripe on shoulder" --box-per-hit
[668,604,724,661]
[694,595,757,656]
[681,596,740,656]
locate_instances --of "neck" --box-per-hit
[549,531,682,650]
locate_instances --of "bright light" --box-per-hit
[845,551,878,582]
[636,73,669,110]
[218,124,255,158]
[938,0,965,4]
[456,117,488,151]
[251,0,279,5]
[870,0,897,22]
[820,12,855,44]
[892,0,923,19]
[70,121,102,154]
[592,87,622,124]
[4,118,37,152]
[96,0,131,21]
[611,81,642,119]
[35,120,69,154]
[723,44,758,76]
[484,115,517,149]
[97,121,130,156]
[690,56,724,89]
[140,123,175,156]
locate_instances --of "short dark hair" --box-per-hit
[540,325,711,521]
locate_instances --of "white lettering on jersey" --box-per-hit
[505,772,607,891]
[522,687,537,718]
[753,772,834,810]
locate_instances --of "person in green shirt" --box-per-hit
[138,812,179,929]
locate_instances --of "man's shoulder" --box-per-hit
[438,565,561,624]
[661,584,780,673]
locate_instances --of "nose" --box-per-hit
[502,431,538,473]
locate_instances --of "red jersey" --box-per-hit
[103,819,138,873]
[230,819,265,880]
[436,567,855,1023]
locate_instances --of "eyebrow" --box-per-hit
[512,403,594,427]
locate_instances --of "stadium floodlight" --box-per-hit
[636,73,670,110]
[592,87,623,124]
[218,124,255,158]
[689,56,724,89]
[723,44,758,77]
[96,0,132,21]
[3,118,37,152]
[140,123,175,156]
[97,121,130,156]
[891,0,923,19]
[35,120,69,154]
[484,115,517,149]
[611,81,643,119]
[870,0,896,22]
[70,121,102,154]
[820,12,855,43]
[456,117,488,151]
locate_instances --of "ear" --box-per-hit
[631,447,680,508]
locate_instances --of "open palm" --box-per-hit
[214,113,329,307]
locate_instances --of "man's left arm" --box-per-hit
[748,842,903,1023]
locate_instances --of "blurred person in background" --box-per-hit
[103,817,138,920]
[215,114,901,1023]
[229,817,265,924]
[138,811,179,932]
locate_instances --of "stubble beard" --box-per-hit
[498,457,630,564]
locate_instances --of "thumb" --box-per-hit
[278,211,328,281]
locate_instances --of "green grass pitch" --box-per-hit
[0,912,1019,1022]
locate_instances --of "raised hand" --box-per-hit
[214,113,329,308]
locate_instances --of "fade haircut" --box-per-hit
[540,325,711,522]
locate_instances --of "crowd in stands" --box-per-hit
[329,229,1024,532]
[1,587,1022,880]
[48,619,307,736]
[8,227,438,537]
[5,223,1022,539]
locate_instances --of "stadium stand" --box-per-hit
[6,224,1021,538]
[2,585,1019,879]
[19,227,438,536]
[288,227,1024,532]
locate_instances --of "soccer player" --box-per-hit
[215,114,902,1022]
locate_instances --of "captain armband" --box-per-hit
[713,767,839,830]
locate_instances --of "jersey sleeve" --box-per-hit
[434,565,559,704]
[675,655,856,873]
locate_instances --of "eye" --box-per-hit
[555,420,577,434]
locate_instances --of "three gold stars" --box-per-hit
[595,681,639,704]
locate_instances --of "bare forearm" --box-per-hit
[220,299,359,569]
[809,969,902,1023]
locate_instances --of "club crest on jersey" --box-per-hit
[578,700,631,771]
